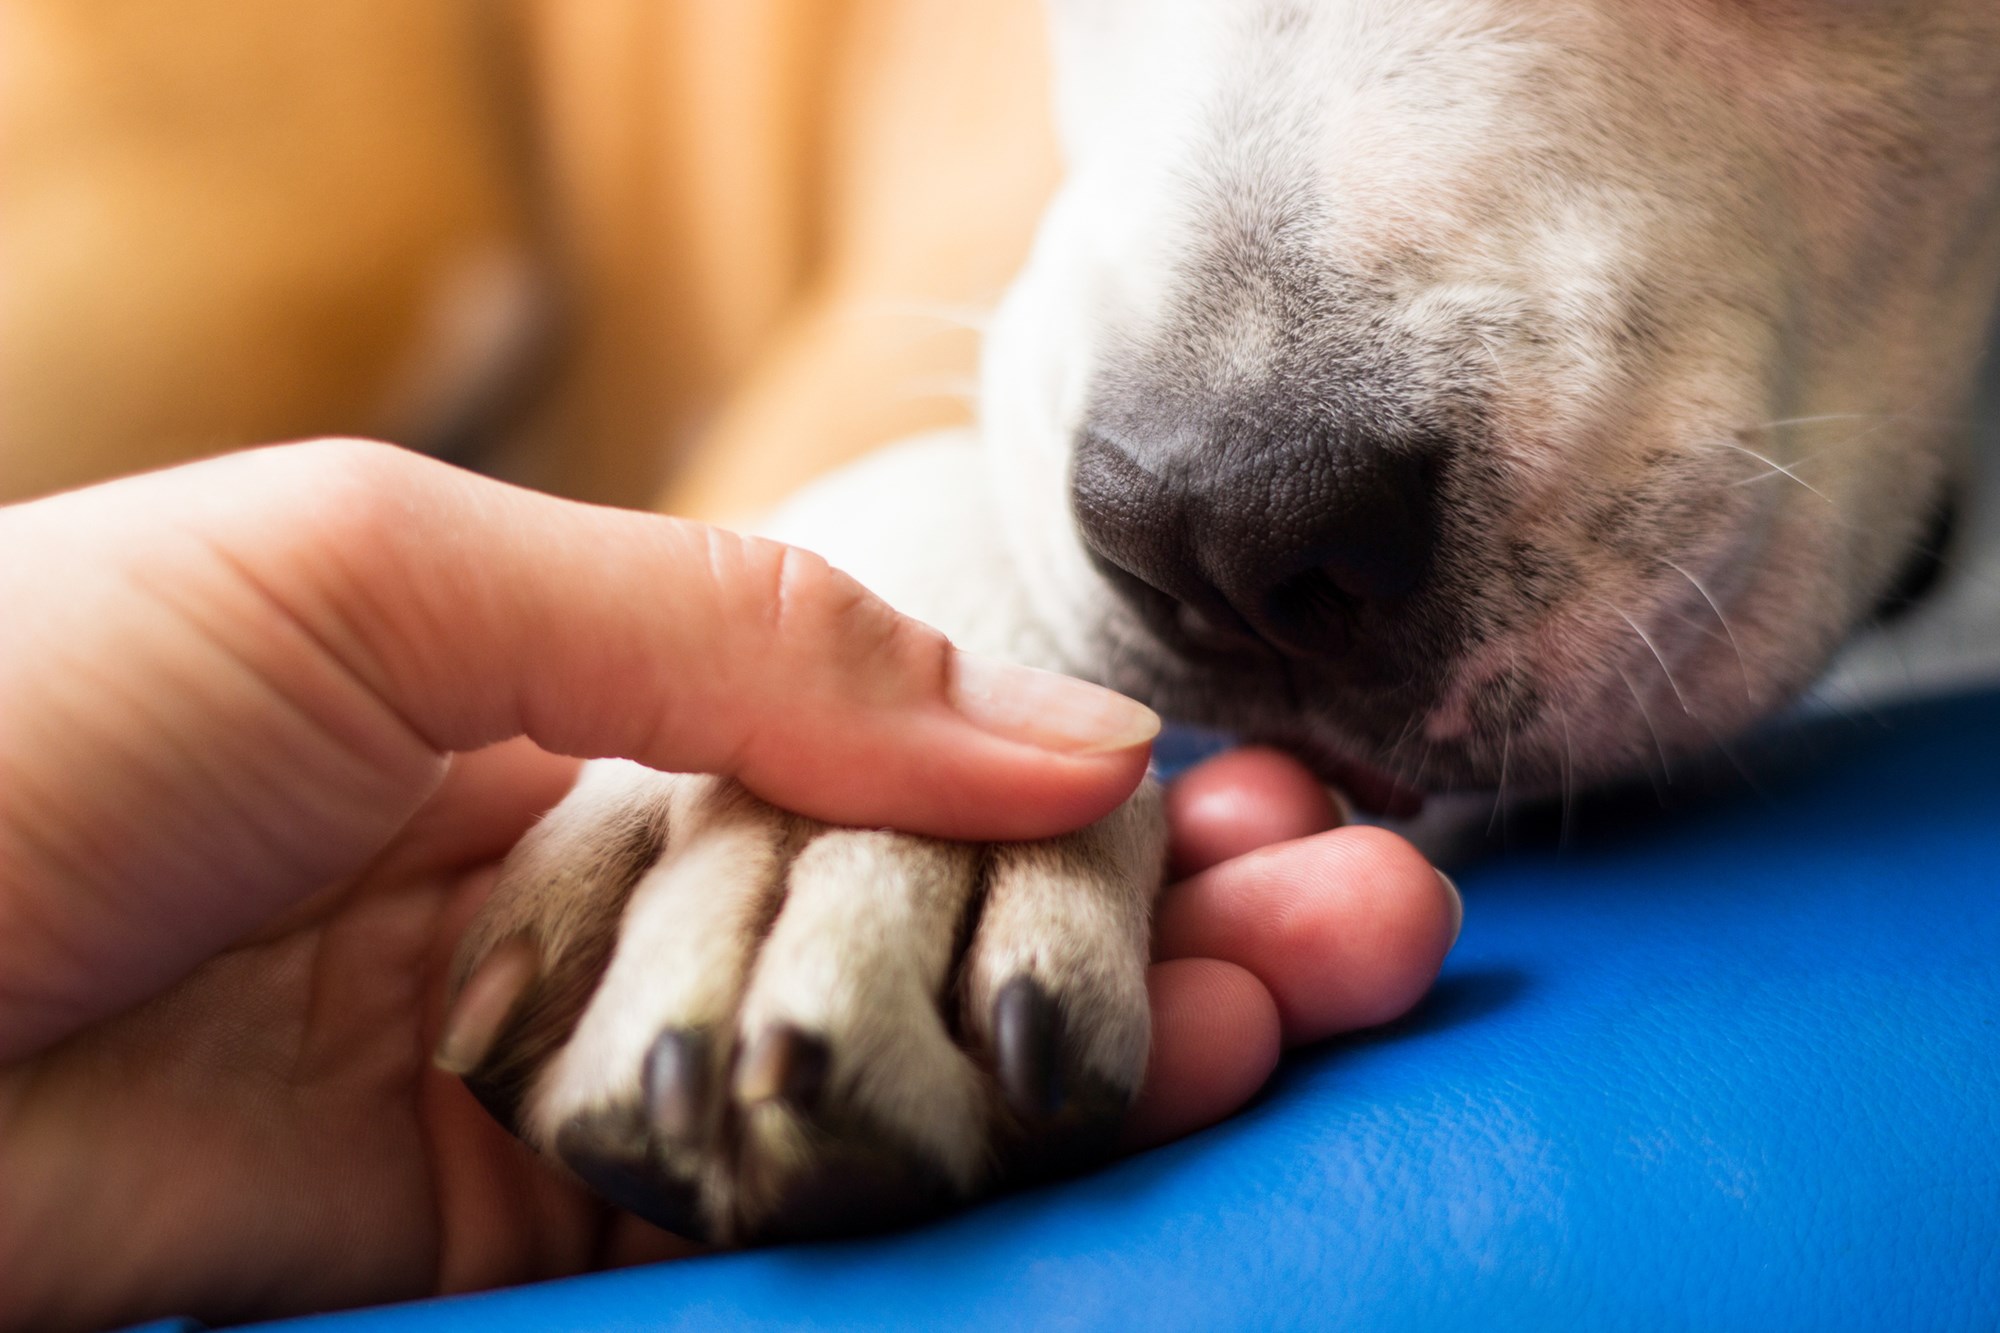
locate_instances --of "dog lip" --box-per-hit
[1098,557,1437,816]
[1171,601,1275,657]
[1100,557,1324,666]
[1322,755,1428,818]
[1092,555,1275,663]
[1269,736,1427,817]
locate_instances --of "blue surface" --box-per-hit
[254,691,2000,1332]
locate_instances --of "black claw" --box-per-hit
[734,1024,831,1112]
[642,1028,711,1143]
[994,976,1064,1121]
[554,1114,706,1240]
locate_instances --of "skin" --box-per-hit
[0,441,1457,1332]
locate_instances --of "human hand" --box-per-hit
[1128,748,1458,1148]
[0,441,1454,1331]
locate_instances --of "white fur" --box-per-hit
[453,0,2000,1239]
[972,0,2000,791]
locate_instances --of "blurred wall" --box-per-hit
[0,0,1059,516]
[0,0,533,502]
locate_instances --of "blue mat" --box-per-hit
[231,690,2000,1332]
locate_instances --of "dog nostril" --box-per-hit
[1070,414,1438,656]
[1261,569,1360,650]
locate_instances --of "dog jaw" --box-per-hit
[980,0,2000,797]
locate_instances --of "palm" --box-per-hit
[0,744,1451,1333]
[0,746,623,1331]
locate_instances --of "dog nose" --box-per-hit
[1070,411,1435,656]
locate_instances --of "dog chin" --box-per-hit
[1084,601,1706,810]
[1068,613,1438,813]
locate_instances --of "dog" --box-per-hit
[438,0,2000,1243]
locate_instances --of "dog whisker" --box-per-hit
[1745,410,1970,434]
[1715,439,1835,504]
[1659,557,1754,705]
[1381,707,1429,784]
[1483,643,1529,838]
[1607,602,1696,717]
[1611,661,1673,799]
[1411,735,1439,796]
[1486,722,1513,838]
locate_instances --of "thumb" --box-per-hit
[263,441,1159,837]
[0,441,1155,1058]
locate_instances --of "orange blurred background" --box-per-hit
[0,0,1061,519]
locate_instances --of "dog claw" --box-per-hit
[993,975,1064,1120]
[434,935,538,1076]
[734,1024,831,1111]
[643,1028,712,1142]
[555,1112,705,1239]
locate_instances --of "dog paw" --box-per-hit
[439,760,1165,1243]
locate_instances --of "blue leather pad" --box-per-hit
[255,690,2000,1332]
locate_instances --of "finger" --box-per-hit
[1164,747,1342,879]
[390,740,581,874]
[238,742,574,946]
[0,442,1155,1057]
[1119,958,1281,1150]
[1155,826,1459,1044]
[213,441,1158,840]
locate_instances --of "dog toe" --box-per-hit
[959,796,1164,1172]
[719,829,993,1237]
[453,768,1168,1242]
[553,1107,709,1240]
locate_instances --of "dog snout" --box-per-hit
[1070,405,1436,658]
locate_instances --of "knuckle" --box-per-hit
[282,436,417,495]
[767,539,847,637]
[745,536,948,688]
[253,438,428,555]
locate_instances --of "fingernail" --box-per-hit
[1437,870,1464,949]
[949,651,1161,755]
